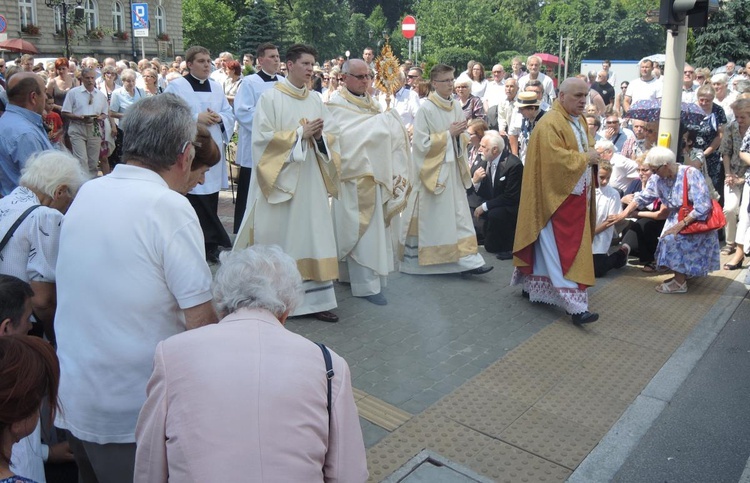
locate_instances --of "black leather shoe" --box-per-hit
[571,311,599,325]
[495,251,513,260]
[522,290,529,299]
[314,311,339,323]
[462,265,494,275]
[359,292,387,306]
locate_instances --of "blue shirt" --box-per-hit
[0,104,53,195]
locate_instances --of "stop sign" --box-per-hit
[402,15,416,39]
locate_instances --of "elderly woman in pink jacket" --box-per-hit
[134,245,368,482]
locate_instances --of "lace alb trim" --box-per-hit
[511,269,588,314]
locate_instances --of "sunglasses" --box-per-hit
[348,73,373,81]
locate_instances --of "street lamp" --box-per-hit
[45,0,83,59]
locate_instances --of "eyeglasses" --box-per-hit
[433,78,455,84]
[605,120,619,124]
[180,140,198,154]
[684,70,694,74]
[407,74,420,79]
[348,73,373,81]
[455,85,468,89]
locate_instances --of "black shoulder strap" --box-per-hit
[0,205,40,253]
[316,342,334,420]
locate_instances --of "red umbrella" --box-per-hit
[0,38,39,54]
[533,53,565,67]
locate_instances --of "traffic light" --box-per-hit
[659,0,720,28]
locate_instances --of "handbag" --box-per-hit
[678,168,726,235]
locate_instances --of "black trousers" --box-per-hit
[622,218,665,263]
[483,206,518,253]
[593,250,627,278]
[233,166,252,234]
[187,192,231,253]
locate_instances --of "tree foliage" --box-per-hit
[237,1,281,56]
[183,0,237,55]
[284,0,349,59]
[692,0,750,68]
[536,0,664,71]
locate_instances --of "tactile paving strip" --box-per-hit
[353,388,412,432]
[366,266,739,481]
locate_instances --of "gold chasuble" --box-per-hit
[509,99,597,317]
[327,89,411,293]
[399,92,486,274]
[234,78,341,302]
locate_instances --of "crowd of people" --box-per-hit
[0,42,749,482]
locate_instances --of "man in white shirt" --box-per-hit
[682,63,699,103]
[482,63,506,110]
[55,93,218,483]
[233,42,280,233]
[624,59,662,111]
[61,68,109,175]
[517,55,556,106]
[210,52,233,85]
[595,139,639,193]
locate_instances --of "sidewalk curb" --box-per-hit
[567,270,748,483]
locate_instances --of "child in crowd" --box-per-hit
[42,96,63,149]
[593,162,629,277]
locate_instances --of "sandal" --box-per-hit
[721,244,737,255]
[655,279,687,294]
[723,256,744,270]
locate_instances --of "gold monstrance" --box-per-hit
[374,38,401,110]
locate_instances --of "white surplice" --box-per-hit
[165,76,235,195]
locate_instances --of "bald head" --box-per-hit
[7,72,45,114]
[558,78,589,116]
[342,59,371,96]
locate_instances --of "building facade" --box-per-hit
[0,0,183,60]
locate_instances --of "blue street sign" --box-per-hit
[132,3,148,30]
[0,15,7,33]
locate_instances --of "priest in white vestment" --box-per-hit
[399,64,492,275]
[165,46,235,263]
[234,44,342,323]
[328,59,411,305]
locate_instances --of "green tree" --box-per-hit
[536,0,663,72]
[692,0,750,68]
[237,0,281,56]
[284,0,350,59]
[183,0,237,55]
[415,0,515,66]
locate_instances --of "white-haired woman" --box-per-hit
[613,147,720,293]
[135,245,368,483]
[454,73,485,122]
[0,150,88,342]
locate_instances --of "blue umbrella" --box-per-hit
[626,99,706,126]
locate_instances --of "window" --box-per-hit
[112,1,123,32]
[84,0,98,31]
[18,0,36,29]
[155,6,165,36]
[53,5,63,33]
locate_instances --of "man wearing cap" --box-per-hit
[508,92,546,163]
[512,78,600,325]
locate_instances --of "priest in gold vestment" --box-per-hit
[234,44,342,323]
[512,78,600,325]
[328,59,411,305]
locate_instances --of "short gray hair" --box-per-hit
[595,139,615,153]
[119,68,136,81]
[734,79,750,94]
[121,93,196,171]
[213,245,304,318]
[482,130,505,153]
[20,150,89,198]
[711,73,728,85]
[645,146,676,169]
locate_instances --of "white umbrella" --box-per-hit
[642,54,666,64]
